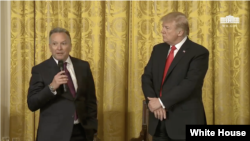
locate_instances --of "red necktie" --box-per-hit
[64,62,78,120]
[159,46,176,97]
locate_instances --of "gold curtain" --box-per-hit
[10,1,250,141]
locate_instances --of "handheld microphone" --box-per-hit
[58,60,67,92]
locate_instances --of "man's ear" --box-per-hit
[49,44,52,52]
[69,43,72,51]
[177,29,184,36]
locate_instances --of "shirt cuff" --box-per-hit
[52,91,57,95]
[158,98,165,109]
[48,85,57,95]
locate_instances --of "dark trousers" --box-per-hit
[70,124,87,141]
[153,120,185,141]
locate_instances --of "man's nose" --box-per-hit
[161,28,165,34]
[56,45,62,50]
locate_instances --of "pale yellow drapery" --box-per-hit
[10,1,250,141]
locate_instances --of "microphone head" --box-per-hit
[58,60,64,70]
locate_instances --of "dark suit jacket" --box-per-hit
[141,38,209,140]
[27,56,97,141]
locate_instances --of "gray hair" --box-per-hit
[49,27,71,43]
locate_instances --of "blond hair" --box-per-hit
[161,12,189,36]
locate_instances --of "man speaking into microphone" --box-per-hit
[27,27,97,141]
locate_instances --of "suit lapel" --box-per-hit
[70,57,81,99]
[47,56,61,80]
[158,44,170,85]
[163,39,191,83]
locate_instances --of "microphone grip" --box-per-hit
[63,84,67,92]
[60,66,67,92]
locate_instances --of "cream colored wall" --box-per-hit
[0,1,11,139]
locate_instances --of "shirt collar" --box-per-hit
[170,36,187,50]
[52,56,72,65]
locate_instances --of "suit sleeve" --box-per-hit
[27,67,56,112]
[160,49,209,110]
[86,62,97,119]
[141,47,158,104]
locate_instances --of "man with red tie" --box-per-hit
[27,27,97,141]
[141,12,209,141]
